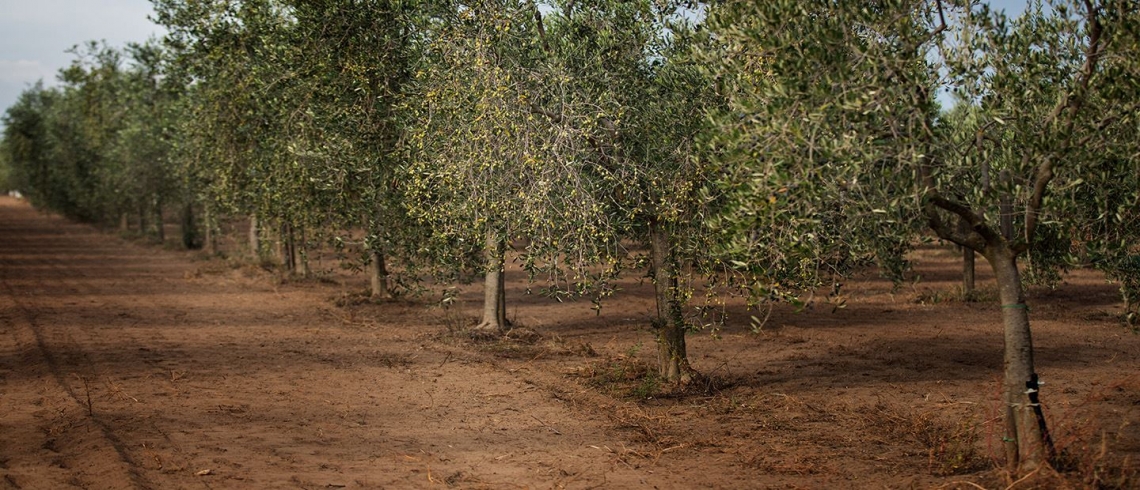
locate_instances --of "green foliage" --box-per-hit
[705,0,1140,305]
[537,1,740,322]
[1,83,55,203]
[702,0,933,297]
[4,0,1136,327]
[2,42,184,229]
[404,1,627,293]
[153,0,434,269]
[0,151,10,191]
[943,0,1140,298]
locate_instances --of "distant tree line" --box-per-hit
[2,0,1138,473]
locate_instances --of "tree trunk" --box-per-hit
[153,197,165,244]
[138,204,147,237]
[298,226,310,278]
[958,219,975,295]
[369,248,391,300]
[249,215,260,258]
[282,222,296,272]
[999,170,1015,240]
[648,221,692,385]
[204,206,217,255]
[180,202,196,249]
[474,226,508,333]
[963,246,976,295]
[119,213,128,233]
[985,245,1052,473]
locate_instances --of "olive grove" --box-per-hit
[2,0,1138,475]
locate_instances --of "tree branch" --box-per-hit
[1024,0,1104,250]
[918,148,991,252]
[932,0,948,38]
[1044,0,1104,128]
[926,193,996,251]
[530,1,550,53]
[529,102,562,123]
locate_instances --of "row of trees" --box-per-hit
[3,0,1138,473]
[0,43,180,240]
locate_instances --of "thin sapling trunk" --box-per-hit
[959,218,975,295]
[474,226,508,333]
[180,202,196,249]
[249,215,260,258]
[153,197,164,243]
[298,226,310,278]
[204,206,217,255]
[648,221,692,385]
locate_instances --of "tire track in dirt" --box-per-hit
[0,216,150,489]
[16,253,205,489]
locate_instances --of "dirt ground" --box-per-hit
[1,195,1137,489]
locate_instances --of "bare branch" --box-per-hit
[529,102,562,123]
[932,0,948,38]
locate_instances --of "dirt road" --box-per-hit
[2,195,1138,489]
[0,197,693,488]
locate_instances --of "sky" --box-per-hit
[0,0,1030,126]
[0,0,165,124]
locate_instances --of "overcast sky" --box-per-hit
[1,0,164,121]
[1,1,1030,125]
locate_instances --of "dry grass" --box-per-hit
[573,349,661,400]
[1045,376,1140,489]
[856,403,988,476]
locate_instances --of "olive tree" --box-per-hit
[540,1,732,383]
[108,41,185,244]
[44,43,128,223]
[706,0,1140,472]
[156,0,433,281]
[405,1,618,333]
[155,0,291,258]
[275,0,431,296]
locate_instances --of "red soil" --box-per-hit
[1,195,1137,489]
